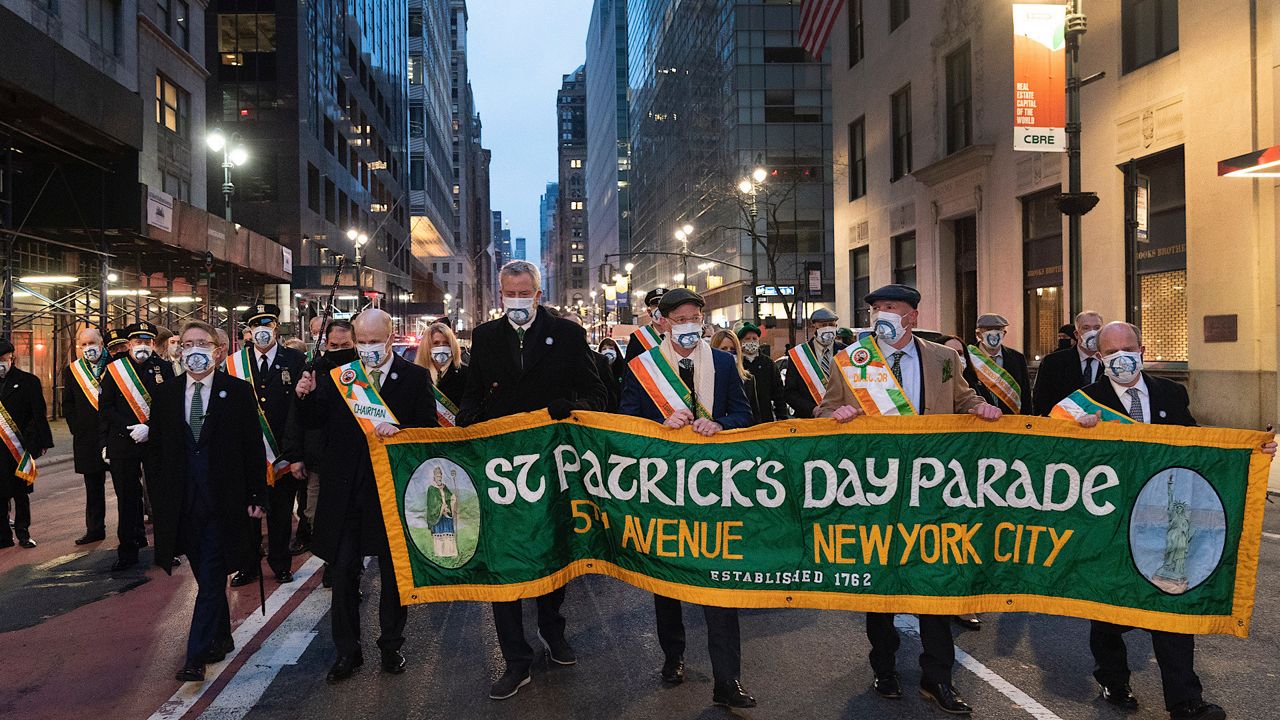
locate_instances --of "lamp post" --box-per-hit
[206,129,249,222]
[346,228,369,299]
[673,223,694,289]
[737,166,767,324]
[623,262,635,323]
[1058,1,1101,317]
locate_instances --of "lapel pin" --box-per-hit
[390,372,399,381]
[546,337,554,345]
[1158,410,1167,418]
[219,390,227,398]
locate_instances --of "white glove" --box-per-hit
[128,424,150,443]
[101,447,109,463]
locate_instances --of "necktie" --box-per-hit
[190,381,204,442]
[1084,357,1095,383]
[259,353,269,379]
[890,351,905,384]
[1126,387,1144,423]
[370,368,383,390]
[515,327,526,370]
[819,349,831,377]
[678,359,697,413]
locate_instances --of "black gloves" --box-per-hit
[547,399,575,421]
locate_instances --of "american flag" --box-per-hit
[798,0,848,59]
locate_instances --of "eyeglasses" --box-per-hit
[180,340,217,350]
[667,315,703,325]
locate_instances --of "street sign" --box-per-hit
[756,284,795,297]
[744,296,756,304]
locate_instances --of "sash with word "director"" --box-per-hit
[1050,389,1136,424]
[787,342,828,405]
[68,358,101,411]
[331,359,401,432]
[966,345,1022,413]
[224,346,291,484]
[433,385,458,428]
[634,324,662,352]
[833,335,916,416]
[0,398,36,484]
[105,358,151,423]
[628,347,712,420]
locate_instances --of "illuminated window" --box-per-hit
[155,74,188,137]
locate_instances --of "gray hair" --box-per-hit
[77,327,103,344]
[499,260,542,291]
[1074,309,1103,329]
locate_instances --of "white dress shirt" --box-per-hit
[255,344,278,373]
[1078,347,1100,384]
[878,336,921,410]
[185,372,213,427]
[1109,375,1150,424]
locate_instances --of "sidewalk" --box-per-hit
[40,419,74,470]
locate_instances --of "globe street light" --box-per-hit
[738,166,768,324]
[207,129,248,222]
[347,227,370,296]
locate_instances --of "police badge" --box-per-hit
[281,368,292,384]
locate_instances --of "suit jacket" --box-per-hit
[247,344,306,456]
[456,307,607,425]
[60,361,108,474]
[620,347,754,429]
[1032,346,1101,416]
[816,336,984,417]
[962,345,1033,415]
[297,354,438,560]
[784,339,847,419]
[1080,373,1196,428]
[435,363,469,407]
[148,371,267,572]
[0,367,54,490]
[99,354,175,461]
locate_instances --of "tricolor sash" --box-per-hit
[833,335,917,416]
[966,345,1022,413]
[432,385,458,428]
[105,358,151,423]
[634,325,663,352]
[331,360,401,432]
[224,347,291,484]
[628,347,712,420]
[787,342,828,405]
[69,358,101,411]
[0,399,36,484]
[1050,389,1136,424]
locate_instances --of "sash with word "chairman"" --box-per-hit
[224,346,291,485]
[833,335,917,416]
[634,325,663,352]
[787,342,828,405]
[68,358,101,411]
[0,398,36,484]
[628,347,712,420]
[1050,389,1135,424]
[105,358,151,423]
[966,345,1022,413]
[433,385,458,428]
[331,359,401,432]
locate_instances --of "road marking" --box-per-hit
[32,552,90,571]
[1262,531,1280,541]
[147,556,324,720]
[895,616,1065,720]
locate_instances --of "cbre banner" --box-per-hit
[370,412,1272,637]
[1013,4,1067,152]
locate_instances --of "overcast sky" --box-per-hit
[467,0,596,268]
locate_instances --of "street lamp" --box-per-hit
[346,227,369,297]
[673,223,694,289]
[206,129,249,222]
[737,166,768,323]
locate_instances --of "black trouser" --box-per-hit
[654,595,742,683]
[83,470,107,536]
[110,456,148,560]
[491,589,567,673]
[866,613,955,686]
[244,476,297,576]
[1,478,31,544]
[330,530,407,657]
[180,514,231,666]
[1090,621,1202,710]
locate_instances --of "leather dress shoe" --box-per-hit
[1169,700,1226,720]
[489,668,531,700]
[873,673,903,699]
[110,556,137,572]
[538,632,576,665]
[326,653,364,683]
[171,557,182,568]
[275,570,294,584]
[952,615,982,631]
[230,570,259,587]
[75,532,105,545]
[17,537,36,548]
[288,538,309,556]
[920,682,973,715]
[175,664,205,682]
[712,680,757,708]
[203,638,236,664]
[660,655,685,684]
[1100,682,1139,710]
[381,649,407,674]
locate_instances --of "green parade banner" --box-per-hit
[370,412,1273,637]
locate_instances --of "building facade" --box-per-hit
[827,0,1277,428]
[554,65,590,309]
[539,180,560,300]
[586,0,631,319]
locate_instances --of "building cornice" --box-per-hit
[910,144,995,187]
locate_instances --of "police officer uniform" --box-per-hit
[0,338,54,548]
[105,328,131,360]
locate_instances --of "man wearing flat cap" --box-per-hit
[784,306,845,419]
[623,287,670,364]
[817,283,1002,716]
[961,313,1032,415]
[736,321,787,422]
[99,320,175,570]
[0,338,54,549]
[226,304,306,587]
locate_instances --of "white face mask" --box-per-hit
[981,330,1006,349]
[430,346,452,365]
[957,353,968,369]
[1102,350,1143,385]
[872,311,907,343]
[131,345,153,362]
[181,346,215,374]
[672,323,702,350]
[504,297,535,325]
[0,361,9,377]
[741,340,760,356]
[602,349,617,364]
[252,326,275,349]
[357,342,388,367]
[815,327,837,346]
[1080,329,1100,353]
[82,345,102,363]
